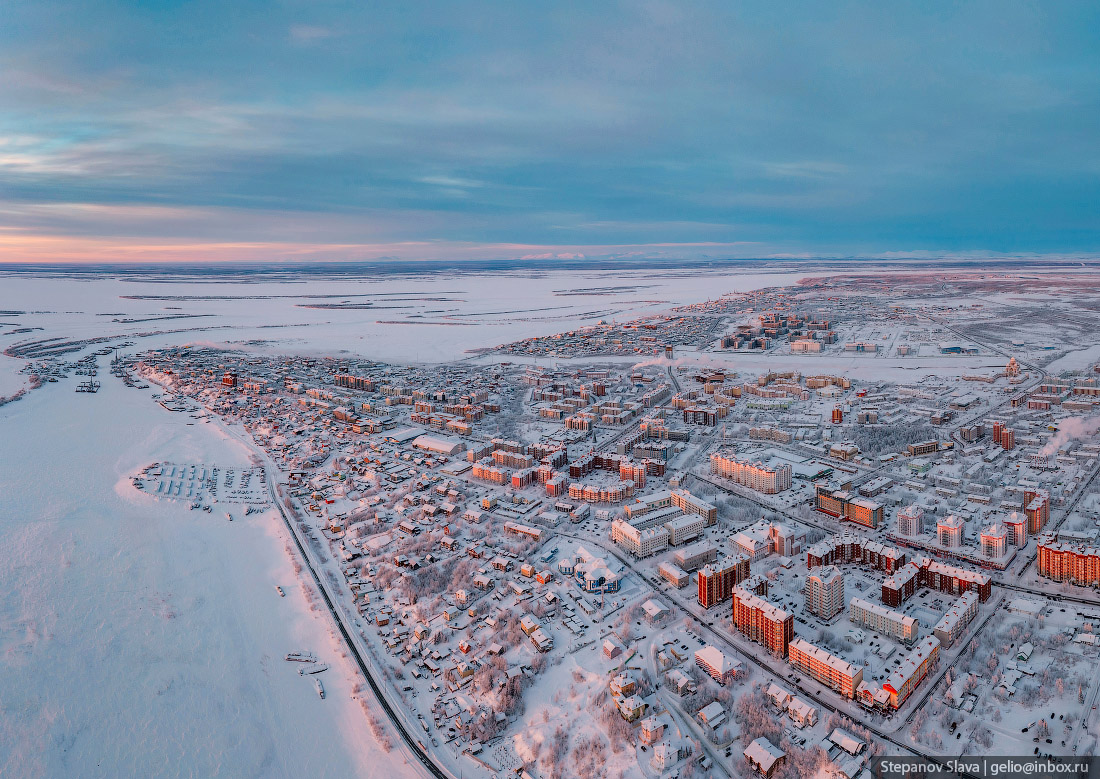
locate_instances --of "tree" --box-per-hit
[735,685,782,744]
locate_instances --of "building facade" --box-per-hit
[710,452,793,493]
[932,592,979,647]
[849,597,918,645]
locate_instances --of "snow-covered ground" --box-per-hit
[0,268,804,363]
[0,354,27,397]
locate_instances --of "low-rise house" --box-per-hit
[787,697,818,728]
[745,737,786,778]
[697,701,726,733]
[617,694,648,722]
[609,672,636,698]
[665,668,697,697]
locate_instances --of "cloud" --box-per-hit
[289,25,336,43]
[761,161,849,179]
[418,175,486,189]
[0,1,1097,261]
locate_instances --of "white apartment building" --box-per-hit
[805,566,845,619]
[611,518,669,558]
[937,515,964,548]
[932,591,979,647]
[980,523,1008,558]
[848,597,918,645]
[710,452,792,494]
[897,504,924,537]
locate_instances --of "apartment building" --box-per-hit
[1037,531,1100,586]
[807,534,906,574]
[980,523,1008,558]
[698,556,751,608]
[805,566,845,619]
[788,638,864,698]
[732,585,794,656]
[879,636,940,709]
[815,485,883,528]
[937,515,964,548]
[710,452,793,493]
[882,562,921,608]
[897,504,924,537]
[932,592,979,647]
[848,597,917,645]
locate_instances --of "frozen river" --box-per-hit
[0,325,446,777]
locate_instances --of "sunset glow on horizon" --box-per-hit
[1,1,1098,264]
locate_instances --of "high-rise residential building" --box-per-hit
[937,515,964,548]
[897,505,924,537]
[805,566,845,619]
[1024,489,1050,534]
[1004,512,1027,547]
[980,523,1008,558]
[697,556,750,608]
[731,585,794,656]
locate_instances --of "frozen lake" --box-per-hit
[0,265,805,364]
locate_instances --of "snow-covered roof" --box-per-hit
[827,727,865,756]
[695,645,740,677]
[744,737,785,771]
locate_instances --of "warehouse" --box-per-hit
[411,434,467,456]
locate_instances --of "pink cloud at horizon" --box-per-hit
[0,232,771,264]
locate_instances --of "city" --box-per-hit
[6,267,1098,778]
[2,2,1099,778]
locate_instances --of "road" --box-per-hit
[139,370,455,777]
[646,644,731,778]
[251,437,457,778]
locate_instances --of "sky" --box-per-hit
[0,0,1098,264]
